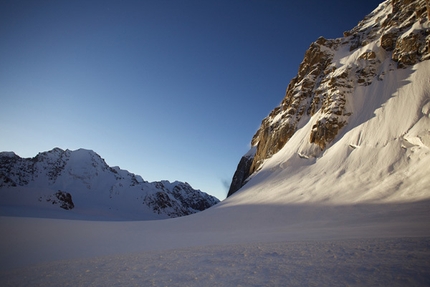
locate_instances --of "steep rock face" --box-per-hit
[229,0,430,196]
[227,148,256,197]
[0,148,219,218]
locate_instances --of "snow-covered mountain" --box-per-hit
[0,148,219,219]
[1,2,430,286]
[228,0,430,204]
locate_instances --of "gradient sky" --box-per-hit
[1,0,383,200]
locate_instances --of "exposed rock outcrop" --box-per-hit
[39,190,75,210]
[228,0,430,196]
[227,148,256,197]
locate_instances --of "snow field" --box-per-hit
[1,197,429,286]
[1,238,429,287]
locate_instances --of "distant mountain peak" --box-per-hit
[0,148,219,220]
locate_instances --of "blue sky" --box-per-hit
[0,0,382,200]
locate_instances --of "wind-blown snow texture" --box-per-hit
[0,148,219,220]
[1,1,430,286]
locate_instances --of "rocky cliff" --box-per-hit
[228,0,430,197]
[0,148,219,219]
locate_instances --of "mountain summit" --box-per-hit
[0,148,219,220]
[228,0,430,202]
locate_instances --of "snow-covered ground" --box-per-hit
[2,236,430,286]
[1,197,430,286]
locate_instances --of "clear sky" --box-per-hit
[0,0,383,200]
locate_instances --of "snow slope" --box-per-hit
[230,60,430,206]
[1,1,430,285]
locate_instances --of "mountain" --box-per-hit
[0,148,219,220]
[228,0,430,202]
